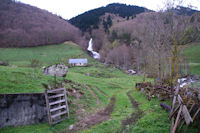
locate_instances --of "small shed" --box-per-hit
[68,58,88,67]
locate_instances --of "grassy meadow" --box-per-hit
[0,43,198,133]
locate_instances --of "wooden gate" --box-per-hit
[45,87,69,126]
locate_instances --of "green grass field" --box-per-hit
[182,43,200,75]
[0,43,198,133]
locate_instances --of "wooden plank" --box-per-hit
[172,105,183,133]
[183,108,200,133]
[170,95,177,116]
[170,84,180,117]
[189,103,195,112]
[177,95,183,104]
[51,110,67,119]
[192,107,200,120]
[52,117,67,125]
[47,88,65,93]
[49,99,65,106]
[171,117,175,133]
[170,104,180,118]
[182,105,193,125]
[50,105,66,112]
[48,93,64,99]
[178,103,195,133]
[63,87,70,118]
[180,103,194,126]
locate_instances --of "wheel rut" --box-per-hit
[121,90,143,132]
[94,86,107,97]
[86,85,101,105]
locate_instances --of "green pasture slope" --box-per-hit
[182,43,200,75]
[0,43,197,133]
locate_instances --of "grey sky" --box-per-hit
[17,0,200,19]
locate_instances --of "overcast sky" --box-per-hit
[18,0,200,19]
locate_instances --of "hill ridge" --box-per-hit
[0,0,81,47]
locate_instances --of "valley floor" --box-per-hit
[0,43,198,133]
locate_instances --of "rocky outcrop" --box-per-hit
[43,64,68,77]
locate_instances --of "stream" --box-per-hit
[178,75,200,88]
[87,38,100,59]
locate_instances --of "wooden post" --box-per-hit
[170,83,180,133]
[45,90,52,126]
[64,87,70,118]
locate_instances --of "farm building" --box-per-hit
[68,58,88,67]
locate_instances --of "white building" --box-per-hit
[68,58,88,67]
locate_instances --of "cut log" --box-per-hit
[160,103,171,112]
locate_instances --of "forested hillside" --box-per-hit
[69,3,151,32]
[83,10,200,75]
[0,0,82,47]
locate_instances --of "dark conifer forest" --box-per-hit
[69,3,151,32]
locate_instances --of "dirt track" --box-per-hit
[66,96,116,133]
[121,90,143,132]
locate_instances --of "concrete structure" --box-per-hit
[68,58,88,67]
[0,93,47,128]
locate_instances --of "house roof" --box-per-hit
[68,58,88,64]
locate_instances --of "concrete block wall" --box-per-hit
[0,93,48,128]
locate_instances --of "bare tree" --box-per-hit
[105,45,131,69]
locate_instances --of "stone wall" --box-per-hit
[0,93,48,128]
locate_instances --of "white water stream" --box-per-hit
[178,76,199,88]
[87,38,100,59]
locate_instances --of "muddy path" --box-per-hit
[121,90,143,132]
[66,96,116,133]
[86,85,101,105]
